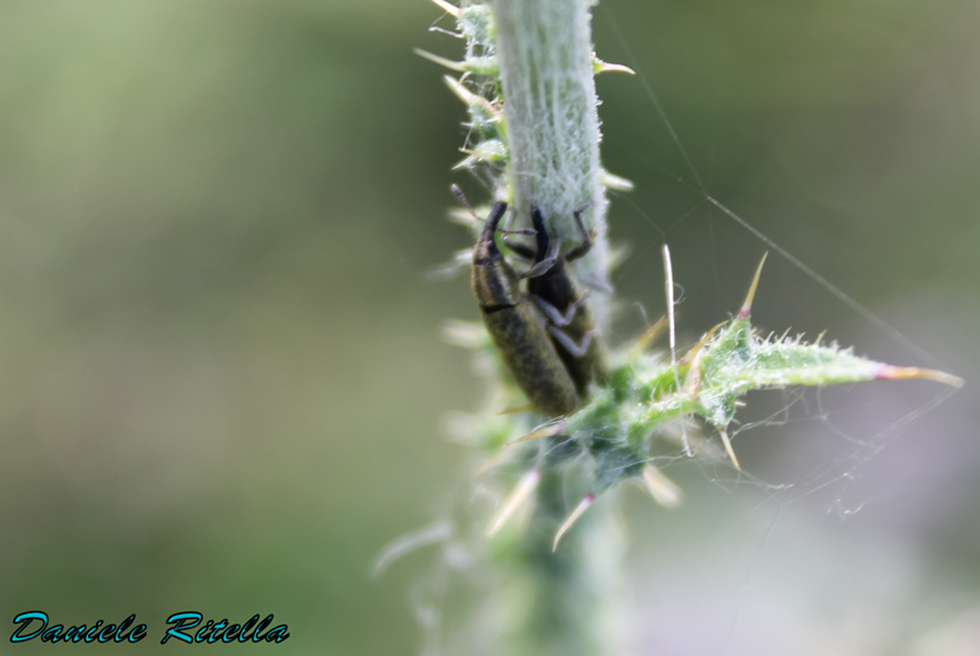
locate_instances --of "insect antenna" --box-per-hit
[450,184,533,235]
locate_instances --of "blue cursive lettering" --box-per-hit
[97,623,117,643]
[10,612,47,643]
[84,620,103,643]
[11,610,286,645]
[161,612,202,645]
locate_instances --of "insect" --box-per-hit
[461,189,581,417]
[504,205,609,396]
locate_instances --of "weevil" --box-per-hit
[467,195,581,417]
[504,205,609,396]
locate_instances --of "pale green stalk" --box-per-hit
[488,2,622,655]
[492,0,611,324]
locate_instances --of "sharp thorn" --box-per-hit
[552,494,594,552]
[443,75,475,103]
[876,365,964,388]
[504,422,565,447]
[496,404,536,416]
[413,48,467,72]
[641,466,683,508]
[739,251,769,318]
[630,315,668,358]
[663,245,692,457]
[680,321,726,367]
[429,0,460,17]
[487,469,541,538]
[595,60,636,75]
[599,170,635,192]
[718,429,741,470]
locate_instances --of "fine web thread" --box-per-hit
[598,4,951,374]
[592,3,964,524]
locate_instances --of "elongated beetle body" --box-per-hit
[521,206,609,396]
[471,201,581,417]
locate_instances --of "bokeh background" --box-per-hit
[1,0,978,654]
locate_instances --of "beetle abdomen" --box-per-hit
[481,300,580,417]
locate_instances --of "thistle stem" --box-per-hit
[492,0,611,326]
[488,1,623,653]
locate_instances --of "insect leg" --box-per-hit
[531,290,592,327]
[564,202,595,262]
[520,239,560,279]
[501,236,537,259]
[546,325,597,359]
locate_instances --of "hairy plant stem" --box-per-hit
[492,0,611,326]
[490,1,623,654]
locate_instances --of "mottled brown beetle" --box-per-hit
[459,189,581,417]
[505,206,609,396]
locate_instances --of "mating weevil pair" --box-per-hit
[457,186,609,417]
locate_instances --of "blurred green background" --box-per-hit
[1,0,978,653]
